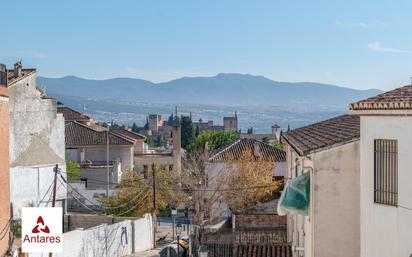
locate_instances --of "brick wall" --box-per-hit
[0,89,10,255]
[234,214,286,229]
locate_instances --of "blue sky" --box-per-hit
[2,0,412,90]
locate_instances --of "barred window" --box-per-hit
[374,139,398,206]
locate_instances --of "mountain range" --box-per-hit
[38,73,381,109]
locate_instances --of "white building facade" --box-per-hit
[8,62,66,217]
[281,115,361,257]
[350,85,412,257]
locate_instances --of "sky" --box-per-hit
[1,0,412,90]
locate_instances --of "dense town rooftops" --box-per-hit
[65,121,134,146]
[282,114,360,156]
[57,107,91,122]
[349,85,412,111]
[209,138,286,162]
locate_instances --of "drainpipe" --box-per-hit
[302,157,314,257]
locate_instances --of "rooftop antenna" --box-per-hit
[79,103,87,116]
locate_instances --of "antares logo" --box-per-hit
[22,208,63,253]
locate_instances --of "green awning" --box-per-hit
[277,172,310,216]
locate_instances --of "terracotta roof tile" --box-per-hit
[7,68,36,85]
[282,114,360,156]
[112,128,146,140]
[209,138,286,162]
[350,85,412,110]
[65,121,134,146]
[58,107,91,122]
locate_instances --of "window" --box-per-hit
[374,139,398,206]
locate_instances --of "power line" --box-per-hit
[37,177,56,207]
[57,178,100,214]
[0,219,11,241]
[115,191,150,217]
[158,183,280,192]
[59,172,151,210]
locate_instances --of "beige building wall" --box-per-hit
[360,115,412,257]
[285,141,360,257]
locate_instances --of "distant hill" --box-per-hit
[38,73,381,109]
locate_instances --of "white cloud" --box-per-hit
[335,20,390,29]
[335,21,368,29]
[367,42,411,53]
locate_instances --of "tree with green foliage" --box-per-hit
[101,165,185,217]
[272,140,283,151]
[195,125,200,137]
[167,114,174,126]
[146,135,155,147]
[189,130,238,151]
[180,115,194,149]
[66,160,80,181]
[144,118,149,130]
[132,122,138,133]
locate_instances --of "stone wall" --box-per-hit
[8,72,67,218]
[234,214,286,229]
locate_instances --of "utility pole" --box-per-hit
[49,164,58,257]
[151,163,157,248]
[106,125,110,198]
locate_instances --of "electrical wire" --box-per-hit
[114,190,150,217]
[158,183,280,192]
[0,219,11,241]
[57,177,100,214]
[36,177,55,207]
[59,172,151,210]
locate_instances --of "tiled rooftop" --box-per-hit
[209,138,286,162]
[282,114,360,156]
[7,68,36,85]
[112,128,146,140]
[65,121,134,146]
[57,107,91,122]
[350,85,412,110]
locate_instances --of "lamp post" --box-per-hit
[171,208,177,241]
[175,223,182,257]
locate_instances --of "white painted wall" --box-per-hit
[29,214,154,257]
[68,146,134,171]
[360,116,412,257]
[134,154,175,173]
[10,165,67,218]
[285,141,360,257]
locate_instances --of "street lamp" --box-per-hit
[198,245,208,257]
[171,208,177,240]
[175,223,182,257]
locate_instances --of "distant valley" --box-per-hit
[38,73,381,133]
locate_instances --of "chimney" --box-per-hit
[172,125,182,173]
[0,64,7,87]
[253,142,260,159]
[271,124,279,135]
[14,61,22,78]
